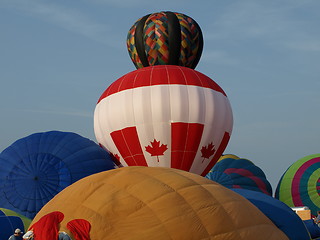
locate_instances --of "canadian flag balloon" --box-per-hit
[94,65,233,176]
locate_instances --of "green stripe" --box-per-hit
[0,208,32,230]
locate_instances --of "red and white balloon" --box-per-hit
[94,65,233,176]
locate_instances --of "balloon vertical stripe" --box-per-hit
[201,132,231,176]
[165,11,182,66]
[110,127,148,166]
[134,14,150,68]
[176,12,203,68]
[171,122,204,171]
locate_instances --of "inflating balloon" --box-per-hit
[205,158,272,195]
[0,131,116,219]
[94,65,233,176]
[31,167,289,240]
[127,11,203,69]
[0,208,32,240]
[275,153,320,216]
[232,189,311,240]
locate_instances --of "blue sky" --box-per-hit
[1,0,319,190]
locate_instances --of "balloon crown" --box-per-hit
[127,11,203,69]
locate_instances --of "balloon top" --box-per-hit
[127,11,203,69]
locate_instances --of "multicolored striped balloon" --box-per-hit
[205,158,273,195]
[94,65,233,176]
[127,11,203,69]
[275,154,320,216]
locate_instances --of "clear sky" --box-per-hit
[1,0,319,190]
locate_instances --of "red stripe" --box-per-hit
[224,168,270,195]
[201,131,230,176]
[110,127,148,166]
[97,65,226,103]
[291,157,320,206]
[171,122,204,171]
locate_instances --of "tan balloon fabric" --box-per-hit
[31,167,288,240]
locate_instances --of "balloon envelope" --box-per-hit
[94,65,233,176]
[303,219,320,239]
[31,167,288,240]
[127,11,203,69]
[0,131,116,218]
[0,208,31,231]
[275,154,320,216]
[0,208,32,240]
[205,158,273,195]
[232,189,311,240]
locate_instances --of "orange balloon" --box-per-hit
[31,167,288,240]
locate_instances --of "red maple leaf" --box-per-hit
[200,142,215,163]
[145,139,168,162]
[110,152,122,167]
[99,143,123,167]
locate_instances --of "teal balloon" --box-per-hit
[206,158,272,195]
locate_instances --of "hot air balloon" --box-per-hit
[205,158,273,195]
[275,154,320,216]
[0,131,116,219]
[0,208,32,240]
[232,189,311,240]
[30,167,289,240]
[94,65,233,176]
[127,11,203,69]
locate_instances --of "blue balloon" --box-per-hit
[0,209,26,240]
[206,158,273,195]
[303,219,320,239]
[0,131,116,219]
[232,188,311,240]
